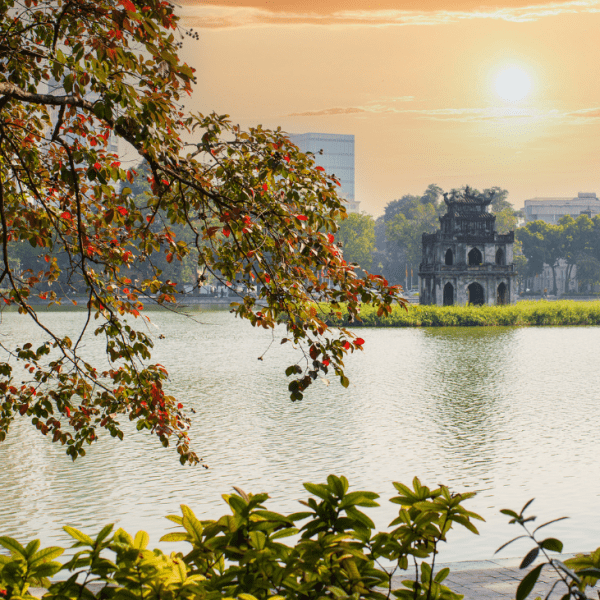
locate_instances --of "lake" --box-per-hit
[1,308,599,563]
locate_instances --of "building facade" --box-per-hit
[524,192,600,224]
[288,133,359,213]
[419,188,516,305]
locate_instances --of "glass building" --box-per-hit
[288,133,359,212]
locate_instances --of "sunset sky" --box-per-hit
[176,0,600,216]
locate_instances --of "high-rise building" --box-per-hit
[288,133,359,213]
[524,192,600,224]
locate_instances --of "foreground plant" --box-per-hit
[497,499,600,600]
[0,476,482,600]
[0,0,405,465]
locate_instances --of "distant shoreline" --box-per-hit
[324,299,600,327]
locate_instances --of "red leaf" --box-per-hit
[322,359,330,366]
[223,228,231,238]
[328,234,334,243]
[117,206,128,216]
[60,211,72,220]
[354,338,365,346]
[296,215,308,221]
[111,161,121,168]
[166,252,173,263]
[284,154,291,163]
[94,162,101,170]
[265,274,271,283]
[65,406,71,417]
[262,183,268,191]
[120,0,136,11]
[315,166,325,172]
[177,403,183,409]
[343,341,351,350]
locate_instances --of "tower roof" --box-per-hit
[443,186,494,209]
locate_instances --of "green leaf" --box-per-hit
[496,535,528,555]
[577,567,600,579]
[434,567,450,583]
[346,506,375,529]
[95,524,114,546]
[63,526,94,546]
[133,530,149,550]
[520,547,540,569]
[303,482,331,500]
[113,528,134,546]
[539,538,563,553]
[30,561,62,579]
[30,546,64,566]
[533,516,569,533]
[519,498,535,517]
[159,532,190,543]
[270,527,299,540]
[249,531,266,550]
[0,536,27,557]
[25,539,40,558]
[516,563,543,600]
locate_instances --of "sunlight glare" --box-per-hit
[495,67,531,102]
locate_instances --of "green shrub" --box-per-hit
[2,478,599,600]
[0,476,481,600]
[322,301,600,328]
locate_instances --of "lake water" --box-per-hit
[1,308,599,563]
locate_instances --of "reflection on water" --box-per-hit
[424,328,516,480]
[1,311,599,562]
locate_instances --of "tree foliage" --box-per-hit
[335,212,375,272]
[517,215,600,294]
[0,0,404,465]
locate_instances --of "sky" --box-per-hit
[176,0,600,216]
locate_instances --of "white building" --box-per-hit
[524,192,600,224]
[288,133,359,213]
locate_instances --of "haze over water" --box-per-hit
[1,309,599,562]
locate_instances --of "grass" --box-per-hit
[323,300,600,327]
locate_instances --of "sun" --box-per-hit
[495,67,531,102]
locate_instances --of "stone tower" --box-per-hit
[418,187,516,306]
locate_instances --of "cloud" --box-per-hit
[178,0,600,29]
[288,107,367,117]
[567,107,600,120]
[287,97,415,117]
[285,104,600,125]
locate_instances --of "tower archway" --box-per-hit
[445,248,453,266]
[497,282,507,305]
[468,282,485,305]
[496,248,505,265]
[443,282,454,306]
[468,247,482,266]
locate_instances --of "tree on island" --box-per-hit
[0,0,404,465]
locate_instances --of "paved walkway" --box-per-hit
[30,555,597,600]
[391,555,598,600]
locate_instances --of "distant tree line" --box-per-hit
[517,215,600,295]
[14,170,597,299]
